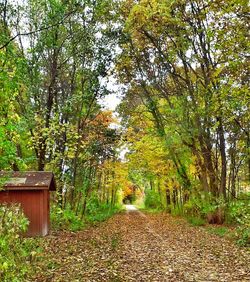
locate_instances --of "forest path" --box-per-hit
[32,211,250,282]
[125,204,138,212]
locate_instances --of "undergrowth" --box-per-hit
[0,204,41,282]
[51,196,123,231]
[142,190,250,246]
[187,217,206,226]
[86,204,122,223]
[51,206,85,232]
[86,194,123,223]
[206,226,230,237]
[144,189,163,210]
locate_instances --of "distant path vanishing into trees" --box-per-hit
[31,209,250,281]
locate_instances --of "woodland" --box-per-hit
[0,0,249,281]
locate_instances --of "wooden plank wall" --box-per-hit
[0,190,49,236]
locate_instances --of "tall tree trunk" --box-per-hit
[166,187,171,207]
[218,117,227,199]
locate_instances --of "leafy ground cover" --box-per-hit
[50,204,123,232]
[29,208,249,282]
[0,204,41,282]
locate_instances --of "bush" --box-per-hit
[50,206,85,232]
[183,194,249,245]
[0,204,37,281]
[227,199,250,246]
[144,189,162,210]
[86,195,122,223]
[183,195,225,224]
[236,226,250,246]
[86,205,121,223]
[227,200,249,224]
[171,206,183,216]
[183,196,215,216]
[51,194,122,231]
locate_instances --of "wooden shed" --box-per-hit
[0,171,56,237]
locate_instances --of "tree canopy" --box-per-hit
[0,0,249,226]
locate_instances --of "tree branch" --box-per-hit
[0,11,74,50]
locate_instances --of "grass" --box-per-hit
[186,216,249,247]
[206,226,229,237]
[187,216,206,226]
[138,207,165,214]
[51,204,123,231]
[136,202,165,214]
[86,205,123,224]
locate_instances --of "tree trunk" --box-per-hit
[218,117,227,199]
[166,188,171,206]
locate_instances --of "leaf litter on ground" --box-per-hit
[29,210,250,282]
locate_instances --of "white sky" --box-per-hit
[99,93,121,111]
[98,76,123,111]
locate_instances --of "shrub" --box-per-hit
[86,195,122,223]
[86,205,120,223]
[171,205,183,216]
[227,199,250,246]
[144,189,162,210]
[227,200,249,224]
[236,226,250,246]
[50,206,85,232]
[0,204,36,281]
[183,195,225,224]
[183,199,199,216]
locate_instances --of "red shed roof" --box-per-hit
[0,171,56,191]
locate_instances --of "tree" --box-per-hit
[115,0,249,221]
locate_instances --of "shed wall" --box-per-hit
[0,190,49,236]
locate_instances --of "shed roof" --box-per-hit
[0,171,56,191]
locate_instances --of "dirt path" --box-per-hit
[31,208,250,282]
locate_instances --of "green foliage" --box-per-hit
[0,204,38,281]
[86,196,122,223]
[183,196,249,245]
[50,206,85,232]
[87,205,120,223]
[117,0,250,240]
[183,195,222,218]
[236,226,250,246]
[144,189,162,210]
[207,226,229,237]
[227,198,250,246]
[170,206,183,217]
[51,197,122,231]
[187,217,206,227]
[227,198,250,225]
